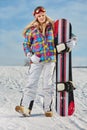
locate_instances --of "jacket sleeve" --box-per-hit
[22,29,33,56]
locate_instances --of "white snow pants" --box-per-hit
[22,62,55,112]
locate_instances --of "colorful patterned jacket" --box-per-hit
[23,18,56,63]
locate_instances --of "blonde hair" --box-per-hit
[23,16,54,36]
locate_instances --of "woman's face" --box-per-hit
[35,12,46,24]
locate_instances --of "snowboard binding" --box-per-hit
[57,81,76,92]
[56,42,70,54]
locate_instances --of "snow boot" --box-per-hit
[45,111,53,117]
[15,106,31,117]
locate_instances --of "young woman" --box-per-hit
[15,6,77,117]
[15,6,56,117]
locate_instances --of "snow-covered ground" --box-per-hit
[0,66,87,130]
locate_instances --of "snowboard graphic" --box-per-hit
[54,19,75,116]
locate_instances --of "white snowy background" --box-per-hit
[0,66,87,130]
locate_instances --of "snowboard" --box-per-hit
[54,19,75,116]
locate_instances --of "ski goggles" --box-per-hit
[33,7,46,16]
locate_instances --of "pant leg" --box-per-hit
[43,62,55,112]
[21,63,43,108]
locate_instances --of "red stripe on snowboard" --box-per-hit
[68,101,75,115]
[54,20,58,37]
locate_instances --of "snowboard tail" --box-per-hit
[54,19,75,116]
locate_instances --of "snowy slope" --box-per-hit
[0,66,87,130]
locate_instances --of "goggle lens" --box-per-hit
[34,8,46,15]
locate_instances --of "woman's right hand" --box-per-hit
[30,54,40,64]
